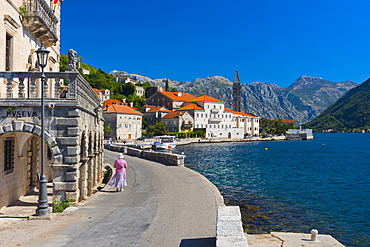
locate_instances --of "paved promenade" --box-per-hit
[0,150,224,247]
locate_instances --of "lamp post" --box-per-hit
[35,43,50,216]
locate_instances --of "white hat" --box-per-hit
[118,153,124,159]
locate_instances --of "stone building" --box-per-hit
[0,1,104,208]
[142,105,170,127]
[161,111,194,133]
[103,105,143,140]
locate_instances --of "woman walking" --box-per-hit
[108,153,127,192]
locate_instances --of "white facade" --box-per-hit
[116,114,142,140]
[184,97,260,138]
[103,105,143,140]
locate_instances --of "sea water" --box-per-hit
[176,133,370,247]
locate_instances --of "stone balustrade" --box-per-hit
[0,71,101,115]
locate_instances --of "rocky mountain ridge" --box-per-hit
[110,71,358,124]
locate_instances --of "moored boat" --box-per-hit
[152,136,178,149]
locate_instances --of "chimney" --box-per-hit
[122,98,126,103]
[178,92,182,97]
[130,102,133,107]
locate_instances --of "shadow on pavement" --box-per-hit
[179,237,216,247]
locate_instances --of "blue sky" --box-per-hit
[61,0,370,87]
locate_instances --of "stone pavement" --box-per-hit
[247,232,345,247]
[0,183,54,230]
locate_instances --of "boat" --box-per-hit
[152,136,178,150]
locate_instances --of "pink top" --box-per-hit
[114,159,127,173]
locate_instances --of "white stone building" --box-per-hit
[93,89,110,101]
[178,95,260,138]
[103,105,143,140]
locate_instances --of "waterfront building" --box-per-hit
[232,69,242,112]
[103,105,143,140]
[232,111,260,136]
[142,105,170,127]
[145,91,196,110]
[0,1,104,208]
[161,111,194,133]
[145,89,260,138]
[179,95,260,138]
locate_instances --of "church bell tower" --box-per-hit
[232,69,242,112]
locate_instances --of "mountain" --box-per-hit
[303,78,370,131]
[110,71,358,124]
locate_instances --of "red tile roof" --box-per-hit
[189,95,224,103]
[146,106,167,113]
[161,111,188,119]
[159,91,196,101]
[104,99,123,105]
[233,111,259,117]
[177,103,204,111]
[93,88,108,94]
[103,105,142,115]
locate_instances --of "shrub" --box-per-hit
[53,198,73,213]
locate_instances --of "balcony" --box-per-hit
[0,71,101,114]
[209,118,222,123]
[210,109,220,113]
[20,0,59,47]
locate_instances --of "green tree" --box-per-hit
[260,118,294,135]
[146,122,167,136]
[103,121,112,137]
[121,83,135,96]
[165,79,169,91]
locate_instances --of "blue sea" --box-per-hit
[176,133,370,247]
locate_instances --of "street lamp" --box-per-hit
[35,43,50,216]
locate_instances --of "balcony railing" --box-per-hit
[21,0,59,47]
[0,71,101,112]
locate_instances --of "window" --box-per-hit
[4,137,14,174]
[6,33,13,71]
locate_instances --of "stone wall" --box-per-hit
[109,145,185,166]
[216,206,248,247]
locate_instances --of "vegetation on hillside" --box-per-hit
[260,118,295,135]
[59,54,152,110]
[303,78,370,132]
